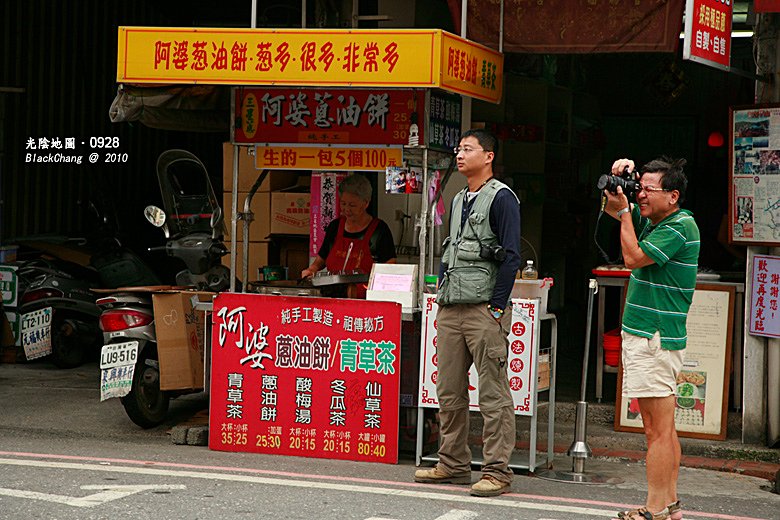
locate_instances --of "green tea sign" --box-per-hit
[0,266,18,307]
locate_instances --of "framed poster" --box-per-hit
[615,284,735,440]
[209,293,402,463]
[728,104,780,246]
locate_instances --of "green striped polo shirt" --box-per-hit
[622,207,700,350]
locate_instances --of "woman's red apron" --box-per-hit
[325,217,380,298]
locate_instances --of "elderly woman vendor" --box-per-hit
[301,174,396,293]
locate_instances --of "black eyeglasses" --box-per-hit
[453,146,489,154]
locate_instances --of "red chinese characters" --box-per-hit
[749,255,780,338]
[209,294,402,463]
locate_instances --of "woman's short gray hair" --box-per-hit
[339,174,372,202]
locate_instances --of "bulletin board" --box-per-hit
[729,104,780,246]
[615,284,735,440]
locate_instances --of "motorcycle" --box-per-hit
[15,205,161,368]
[99,149,229,428]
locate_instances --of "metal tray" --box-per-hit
[310,272,369,287]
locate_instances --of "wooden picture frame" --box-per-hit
[615,284,735,440]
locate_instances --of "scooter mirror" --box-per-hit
[210,206,222,229]
[144,205,167,227]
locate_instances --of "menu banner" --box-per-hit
[233,88,425,145]
[209,293,402,464]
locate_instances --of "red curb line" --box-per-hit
[503,439,780,482]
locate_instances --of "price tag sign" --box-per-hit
[21,307,52,360]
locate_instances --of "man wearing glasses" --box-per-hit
[414,129,522,497]
[604,157,700,520]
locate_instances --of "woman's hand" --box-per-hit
[301,268,316,279]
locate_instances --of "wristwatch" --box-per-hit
[487,304,503,321]
[616,206,631,218]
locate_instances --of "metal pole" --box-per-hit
[536,279,622,484]
[301,0,306,27]
[499,0,504,53]
[460,0,467,38]
[251,0,257,28]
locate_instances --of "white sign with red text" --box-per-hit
[418,296,541,416]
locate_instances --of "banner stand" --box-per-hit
[414,297,557,472]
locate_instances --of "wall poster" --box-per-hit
[748,254,780,338]
[729,105,780,246]
[615,285,735,440]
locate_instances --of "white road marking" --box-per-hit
[433,510,479,520]
[0,484,186,508]
[365,511,479,520]
[0,457,615,517]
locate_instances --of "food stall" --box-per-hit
[116,26,508,463]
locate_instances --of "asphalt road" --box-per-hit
[0,361,778,520]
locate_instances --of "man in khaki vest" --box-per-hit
[414,129,522,497]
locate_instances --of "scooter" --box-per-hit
[98,149,229,428]
[17,256,102,368]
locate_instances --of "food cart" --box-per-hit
[115,26,566,467]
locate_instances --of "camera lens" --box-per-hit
[596,174,614,191]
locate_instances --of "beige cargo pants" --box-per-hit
[434,302,515,483]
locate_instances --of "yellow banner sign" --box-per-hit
[254,145,403,171]
[439,32,503,104]
[117,27,503,103]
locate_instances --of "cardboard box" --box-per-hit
[223,191,271,241]
[152,291,213,391]
[537,353,550,391]
[222,143,299,192]
[511,278,553,315]
[221,241,271,281]
[270,192,311,235]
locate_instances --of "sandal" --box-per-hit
[667,500,683,520]
[617,507,670,520]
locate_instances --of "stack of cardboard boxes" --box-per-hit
[222,144,312,281]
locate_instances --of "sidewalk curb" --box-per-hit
[511,439,780,483]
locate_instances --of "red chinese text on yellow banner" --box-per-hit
[254,145,403,171]
[118,27,437,88]
[117,27,504,104]
[439,32,503,104]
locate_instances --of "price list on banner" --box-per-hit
[209,293,402,463]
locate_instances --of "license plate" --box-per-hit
[100,341,139,369]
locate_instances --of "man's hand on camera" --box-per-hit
[611,158,636,177]
[604,185,630,220]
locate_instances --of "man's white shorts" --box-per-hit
[621,330,685,399]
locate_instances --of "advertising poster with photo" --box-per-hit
[729,106,780,245]
[209,293,401,463]
[616,286,734,440]
[418,295,541,416]
[385,166,422,194]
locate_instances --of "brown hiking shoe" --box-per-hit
[470,475,511,497]
[414,467,471,484]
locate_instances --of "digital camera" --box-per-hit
[479,244,507,262]
[596,167,639,197]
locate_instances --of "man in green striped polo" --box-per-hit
[604,156,700,520]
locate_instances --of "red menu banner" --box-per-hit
[233,87,425,145]
[209,293,402,463]
[683,0,732,71]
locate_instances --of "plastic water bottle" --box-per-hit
[521,260,538,280]
[424,274,438,293]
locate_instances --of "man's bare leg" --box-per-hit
[638,395,679,513]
